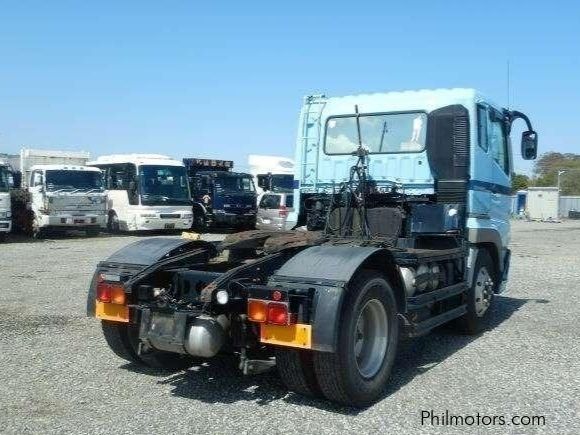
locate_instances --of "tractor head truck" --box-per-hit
[87,88,537,407]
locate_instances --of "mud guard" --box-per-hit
[86,238,218,317]
[270,245,403,352]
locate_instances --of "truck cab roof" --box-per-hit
[29,165,102,172]
[309,87,502,114]
[88,154,184,167]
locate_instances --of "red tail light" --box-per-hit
[267,302,289,325]
[97,282,126,305]
[278,205,288,218]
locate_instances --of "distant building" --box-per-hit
[527,187,559,220]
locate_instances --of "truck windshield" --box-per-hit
[324,112,427,154]
[258,174,294,192]
[215,175,255,194]
[0,166,10,192]
[45,170,104,192]
[139,165,191,206]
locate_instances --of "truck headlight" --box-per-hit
[183,213,193,219]
[140,213,156,218]
[6,211,11,218]
[0,211,5,218]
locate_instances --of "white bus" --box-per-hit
[88,154,193,232]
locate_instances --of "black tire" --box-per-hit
[107,211,120,233]
[86,228,100,237]
[454,249,496,335]
[101,321,196,371]
[276,348,322,398]
[31,217,44,239]
[0,233,6,243]
[313,271,399,407]
[192,211,208,233]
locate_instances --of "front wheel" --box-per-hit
[86,228,100,237]
[454,249,496,335]
[31,215,45,239]
[101,321,196,371]
[107,212,120,233]
[313,271,399,407]
[192,211,208,233]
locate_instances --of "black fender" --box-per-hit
[270,245,405,352]
[86,238,218,317]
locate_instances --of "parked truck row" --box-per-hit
[86,88,539,407]
[0,150,296,240]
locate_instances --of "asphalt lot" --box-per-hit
[0,222,579,434]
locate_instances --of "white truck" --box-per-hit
[88,154,193,232]
[0,159,14,241]
[248,154,295,196]
[12,149,108,238]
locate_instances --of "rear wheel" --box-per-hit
[454,249,496,334]
[276,348,321,397]
[101,321,196,370]
[313,271,399,407]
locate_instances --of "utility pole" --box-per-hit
[557,170,566,218]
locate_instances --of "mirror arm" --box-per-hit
[505,109,534,133]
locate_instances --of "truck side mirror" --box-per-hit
[33,172,43,186]
[521,130,538,160]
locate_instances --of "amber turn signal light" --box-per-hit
[247,299,267,323]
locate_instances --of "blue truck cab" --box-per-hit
[184,158,257,229]
[288,88,537,292]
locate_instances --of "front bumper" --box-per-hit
[38,213,107,228]
[256,216,286,231]
[0,219,11,233]
[131,216,193,231]
[213,212,256,227]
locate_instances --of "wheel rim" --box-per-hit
[353,298,389,379]
[474,266,493,317]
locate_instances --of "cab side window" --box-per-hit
[488,110,510,174]
[477,105,488,151]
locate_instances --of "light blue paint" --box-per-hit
[289,88,516,252]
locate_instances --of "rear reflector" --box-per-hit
[248,299,267,323]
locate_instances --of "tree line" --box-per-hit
[512,152,580,195]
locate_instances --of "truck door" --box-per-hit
[469,105,493,219]
[29,170,45,215]
[486,108,512,246]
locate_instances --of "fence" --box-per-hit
[510,195,580,217]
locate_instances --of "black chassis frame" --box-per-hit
[88,233,469,355]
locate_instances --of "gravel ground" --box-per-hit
[0,222,579,434]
